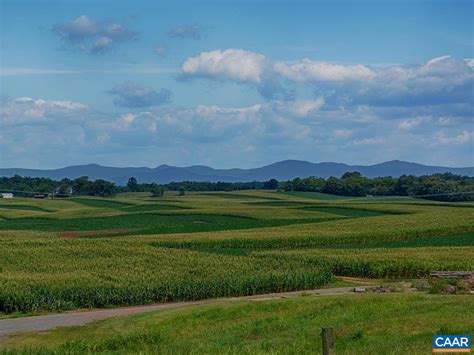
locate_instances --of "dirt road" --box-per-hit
[0,286,372,337]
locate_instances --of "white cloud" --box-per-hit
[351,137,384,146]
[333,129,353,138]
[360,56,473,106]
[398,116,431,130]
[437,117,460,126]
[52,15,136,55]
[181,49,267,83]
[180,51,473,107]
[273,58,375,82]
[1,97,88,126]
[195,104,262,118]
[167,24,206,40]
[425,55,453,66]
[433,130,472,146]
[274,98,325,117]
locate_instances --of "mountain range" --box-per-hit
[1,160,473,185]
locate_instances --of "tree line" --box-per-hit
[281,172,474,201]
[0,173,472,201]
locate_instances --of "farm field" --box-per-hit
[0,190,473,352]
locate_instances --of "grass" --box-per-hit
[121,203,187,212]
[196,192,282,200]
[300,205,392,217]
[2,293,473,354]
[0,213,334,237]
[277,191,349,200]
[0,204,50,212]
[69,197,134,209]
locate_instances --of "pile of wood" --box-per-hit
[430,271,474,280]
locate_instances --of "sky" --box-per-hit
[0,0,473,169]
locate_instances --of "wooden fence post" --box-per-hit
[322,327,335,355]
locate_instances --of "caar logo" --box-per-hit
[433,335,471,353]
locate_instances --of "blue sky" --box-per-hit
[1,0,473,169]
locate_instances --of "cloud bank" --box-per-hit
[2,94,472,168]
[180,51,474,108]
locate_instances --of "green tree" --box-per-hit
[151,185,165,197]
[127,177,139,192]
[263,179,279,190]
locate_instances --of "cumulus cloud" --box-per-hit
[256,75,294,101]
[181,49,267,83]
[273,59,375,82]
[357,55,474,106]
[108,82,172,108]
[273,98,325,117]
[167,24,206,39]
[52,15,136,54]
[2,94,474,167]
[181,50,473,108]
[398,116,431,130]
[0,97,88,126]
[433,130,472,146]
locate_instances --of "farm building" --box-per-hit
[1,193,14,198]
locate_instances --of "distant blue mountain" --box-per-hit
[1,160,473,185]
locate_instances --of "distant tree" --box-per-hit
[127,177,139,192]
[72,176,91,195]
[263,178,279,190]
[91,179,117,197]
[179,187,186,196]
[341,171,362,179]
[151,185,165,197]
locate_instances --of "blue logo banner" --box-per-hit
[433,335,471,353]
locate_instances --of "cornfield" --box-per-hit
[0,191,473,313]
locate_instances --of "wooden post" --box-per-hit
[322,327,334,355]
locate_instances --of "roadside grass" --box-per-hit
[1,293,473,354]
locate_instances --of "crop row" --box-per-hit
[0,242,332,313]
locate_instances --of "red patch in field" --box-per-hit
[58,229,131,238]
